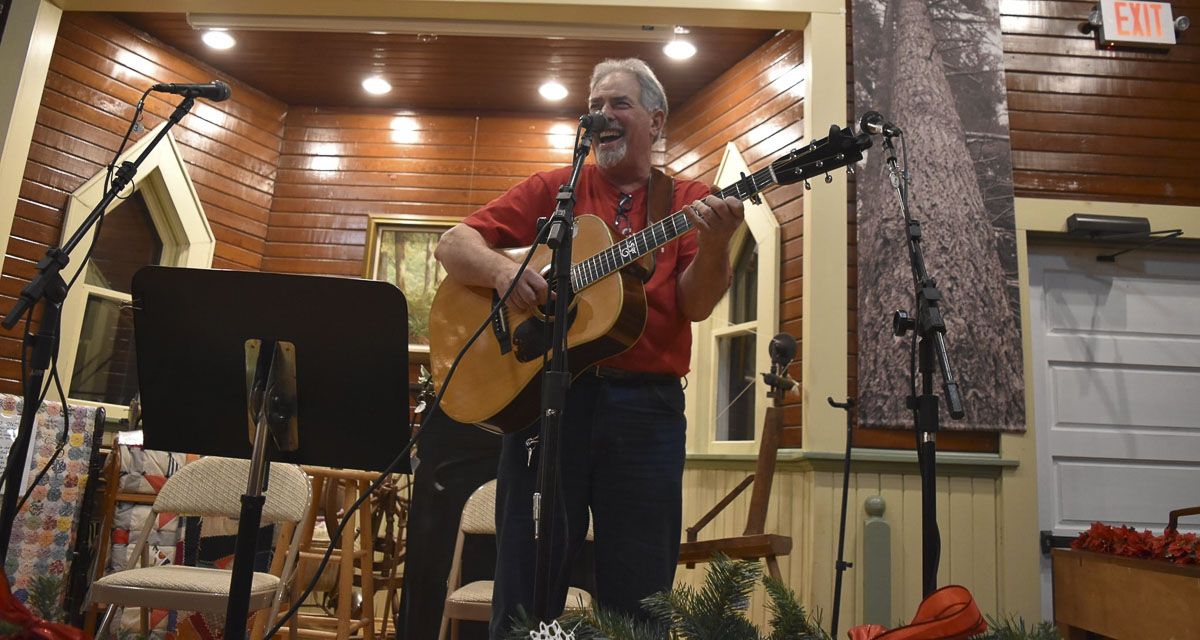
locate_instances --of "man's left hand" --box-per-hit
[684,193,744,251]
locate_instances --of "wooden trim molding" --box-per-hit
[686,448,1019,477]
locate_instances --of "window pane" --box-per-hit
[70,294,139,406]
[86,190,163,294]
[729,235,757,325]
[716,332,756,441]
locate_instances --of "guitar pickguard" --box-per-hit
[511,304,578,362]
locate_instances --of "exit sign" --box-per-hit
[1099,0,1177,47]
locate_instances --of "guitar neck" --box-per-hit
[571,165,779,290]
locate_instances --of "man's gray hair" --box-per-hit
[590,58,668,122]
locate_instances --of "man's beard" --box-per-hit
[595,138,626,168]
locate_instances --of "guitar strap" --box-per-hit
[648,166,674,225]
[623,167,673,283]
[846,585,988,640]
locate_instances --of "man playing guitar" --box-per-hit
[434,58,744,638]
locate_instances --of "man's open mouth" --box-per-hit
[598,129,624,144]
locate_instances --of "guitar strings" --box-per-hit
[571,164,779,292]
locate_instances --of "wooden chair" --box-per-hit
[677,385,793,580]
[286,466,382,640]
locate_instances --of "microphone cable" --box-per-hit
[266,217,555,638]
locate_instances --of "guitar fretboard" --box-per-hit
[569,164,778,291]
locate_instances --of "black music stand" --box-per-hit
[130,266,410,640]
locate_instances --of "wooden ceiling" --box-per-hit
[114,13,777,115]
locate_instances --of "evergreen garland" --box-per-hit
[505,554,828,640]
[503,555,1063,640]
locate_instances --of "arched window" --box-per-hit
[685,143,780,455]
[56,124,215,421]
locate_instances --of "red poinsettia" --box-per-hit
[1166,531,1200,565]
[1072,522,1200,565]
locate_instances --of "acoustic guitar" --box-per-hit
[429,124,871,434]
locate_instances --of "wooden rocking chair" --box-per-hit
[677,336,796,580]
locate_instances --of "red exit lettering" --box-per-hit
[1113,1,1166,37]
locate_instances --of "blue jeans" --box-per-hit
[489,372,687,639]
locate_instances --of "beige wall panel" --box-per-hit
[948,476,974,587]
[679,465,1003,629]
[899,473,924,616]
[937,476,952,590]
[971,477,999,611]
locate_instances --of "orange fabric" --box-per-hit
[849,625,888,640]
[0,569,90,640]
[846,585,987,640]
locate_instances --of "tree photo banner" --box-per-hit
[852,0,1025,431]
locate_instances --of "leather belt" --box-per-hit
[589,366,679,385]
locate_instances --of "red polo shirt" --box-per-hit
[463,164,712,377]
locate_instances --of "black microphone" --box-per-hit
[764,333,798,392]
[768,333,797,367]
[579,112,611,132]
[859,110,901,136]
[150,80,232,102]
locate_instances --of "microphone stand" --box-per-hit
[878,130,965,597]
[828,396,855,640]
[0,95,196,563]
[531,123,596,621]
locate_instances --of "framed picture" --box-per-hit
[363,214,460,360]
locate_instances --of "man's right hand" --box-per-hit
[496,263,548,315]
[435,223,548,316]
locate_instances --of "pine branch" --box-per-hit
[645,554,761,640]
[28,575,65,623]
[976,614,1064,640]
[763,577,830,640]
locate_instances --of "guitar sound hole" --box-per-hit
[512,303,578,363]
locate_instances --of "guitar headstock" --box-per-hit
[772,124,872,186]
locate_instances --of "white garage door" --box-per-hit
[1028,243,1200,617]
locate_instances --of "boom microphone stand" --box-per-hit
[864,112,965,598]
[531,113,605,620]
[0,94,198,564]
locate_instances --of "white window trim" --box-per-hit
[54,123,215,420]
[685,142,780,456]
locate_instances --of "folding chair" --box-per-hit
[87,456,311,639]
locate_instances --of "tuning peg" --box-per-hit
[824,173,833,184]
[846,166,855,176]
[804,180,812,190]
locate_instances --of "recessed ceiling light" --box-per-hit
[362,76,392,95]
[201,30,236,50]
[663,39,696,60]
[539,81,568,101]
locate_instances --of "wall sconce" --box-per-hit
[1066,214,1183,262]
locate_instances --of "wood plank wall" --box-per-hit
[263,108,578,276]
[0,13,286,394]
[9,4,1196,408]
[665,30,808,440]
[1002,0,1200,204]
